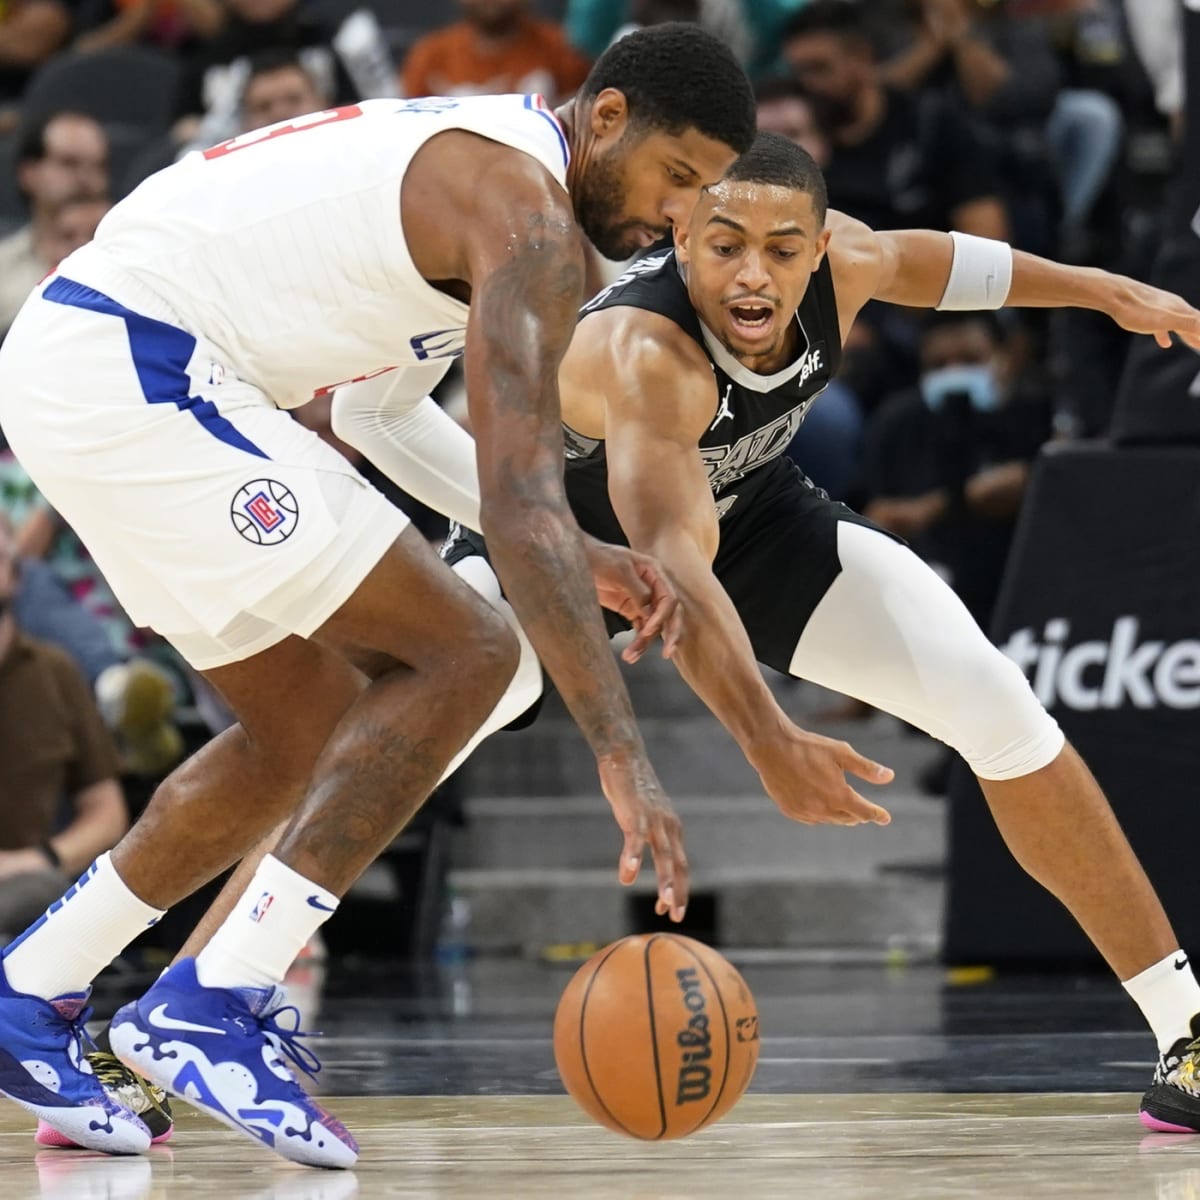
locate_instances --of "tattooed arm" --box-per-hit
[403,137,688,918]
[465,203,614,727]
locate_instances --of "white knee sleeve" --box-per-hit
[790,523,1064,780]
[438,557,543,782]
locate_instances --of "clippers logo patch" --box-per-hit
[231,479,299,545]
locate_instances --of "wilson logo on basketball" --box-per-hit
[675,968,713,1105]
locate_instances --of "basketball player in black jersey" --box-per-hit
[448,132,1200,1133]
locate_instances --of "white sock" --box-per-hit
[2,853,164,1000]
[1123,950,1200,1053]
[195,855,338,991]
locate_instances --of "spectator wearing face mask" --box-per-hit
[860,310,1053,631]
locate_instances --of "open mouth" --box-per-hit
[727,302,775,336]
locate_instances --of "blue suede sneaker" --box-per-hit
[0,958,151,1154]
[109,958,357,1169]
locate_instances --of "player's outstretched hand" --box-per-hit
[749,724,893,826]
[1105,277,1200,351]
[585,539,684,663]
[598,752,688,922]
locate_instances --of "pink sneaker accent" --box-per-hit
[33,1123,76,1149]
[47,995,88,1022]
[35,1119,173,1147]
[1139,1110,1198,1134]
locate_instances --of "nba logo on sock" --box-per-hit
[250,891,274,923]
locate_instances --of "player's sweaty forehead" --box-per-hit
[692,180,820,242]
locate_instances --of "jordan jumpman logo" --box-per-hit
[710,384,734,431]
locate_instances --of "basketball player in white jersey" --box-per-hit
[0,25,756,1167]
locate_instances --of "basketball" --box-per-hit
[553,934,760,1140]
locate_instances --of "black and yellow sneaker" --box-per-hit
[35,1047,173,1147]
[1140,1016,1200,1133]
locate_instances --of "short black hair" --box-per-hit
[245,47,314,85]
[15,109,101,168]
[781,0,873,50]
[722,131,828,224]
[579,23,755,154]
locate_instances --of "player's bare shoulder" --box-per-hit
[562,300,718,443]
[824,208,888,334]
[402,130,581,290]
[825,210,881,286]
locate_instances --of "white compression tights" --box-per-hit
[790,523,1064,780]
[444,523,1064,784]
[330,375,544,774]
[439,555,545,783]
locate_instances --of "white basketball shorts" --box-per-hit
[0,273,408,670]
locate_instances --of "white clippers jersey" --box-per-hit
[58,94,572,409]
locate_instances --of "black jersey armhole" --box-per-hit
[809,255,843,377]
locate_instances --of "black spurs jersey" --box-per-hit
[444,241,894,675]
[562,247,842,532]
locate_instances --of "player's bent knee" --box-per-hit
[934,641,1065,783]
[450,603,522,710]
[140,725,307,839]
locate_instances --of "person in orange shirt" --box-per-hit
[402,0,591,103]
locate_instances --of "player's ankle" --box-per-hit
[195,855,338,991]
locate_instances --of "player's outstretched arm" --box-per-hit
[457,155,687,919]
[591,312,892,827]
[331,367,483,533]
[827,210,1200,350]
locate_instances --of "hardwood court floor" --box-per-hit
[5,959,1199,1197]
[8,1093,1200,1199]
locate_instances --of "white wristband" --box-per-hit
[936,231,1013,311]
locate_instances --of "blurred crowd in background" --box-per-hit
[0,0,1189,951]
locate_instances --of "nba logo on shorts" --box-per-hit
[249,891,274,923]
[231,479,300,545]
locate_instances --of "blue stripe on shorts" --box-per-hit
[43,275,269,460]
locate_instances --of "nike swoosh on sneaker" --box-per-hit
[306,896,336,912]
[146,1004,227,1036]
